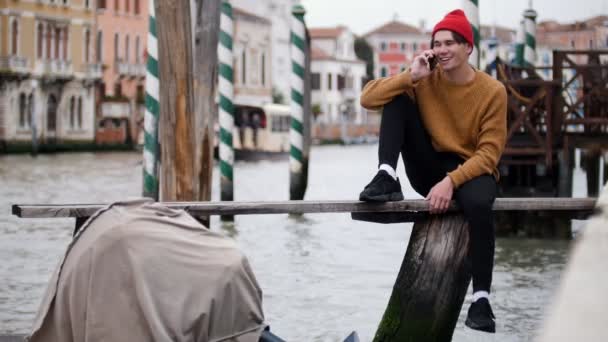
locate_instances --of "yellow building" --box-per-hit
[0,0,101,152]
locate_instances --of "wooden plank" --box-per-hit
[12,198,598,219]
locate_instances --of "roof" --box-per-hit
[538,15,608,33]
[311,45,331,59]
[309,26,347,39]
[364,20,423,37]
[232,7,271,25]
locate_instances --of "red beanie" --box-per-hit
[432,9,474,48]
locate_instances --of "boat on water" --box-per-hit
[221,103,291,161]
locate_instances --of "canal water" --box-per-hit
[0,144,591,341]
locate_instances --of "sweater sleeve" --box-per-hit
[360,71,417,110]
[447,84,508,188]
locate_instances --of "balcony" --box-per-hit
[37,59,73,79]
[0,56,29,75]
[116,62,146,79]
[83,63,103,79]
[101,101,131,119]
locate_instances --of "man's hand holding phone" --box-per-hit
[410,50,436,82]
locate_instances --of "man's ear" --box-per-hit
[466,43,473,55]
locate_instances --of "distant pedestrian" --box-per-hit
[358,9,507,333]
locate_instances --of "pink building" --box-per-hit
[364,20,430,78]
[95,0,148,145]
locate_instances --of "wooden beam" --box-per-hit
[12,198,598,219]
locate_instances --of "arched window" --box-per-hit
[55,27,61,59]
[114,0,119,12]
[125,34,130,62]
[134,0,140,15]
[84,29,90,62]
[261,53,265,86]
[242,50,246,85]
[46,24,52,58]
[37,23,44,58]
[63,27,68,60]
[11,18,18,55]
[28,93,34,128]
[125,0,130,13]
[135,36,140,63]
[19,93,27,128]
[69,96,75,128]
[47,95,57,132]
[97,31,103,62]
[77,97,83,128]
[114,32,119,61]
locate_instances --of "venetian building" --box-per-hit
[0,0,101,151]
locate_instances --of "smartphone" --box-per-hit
[428,56,437,71]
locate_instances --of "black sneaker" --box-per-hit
[359,170,404,202]
[465,298,496,333]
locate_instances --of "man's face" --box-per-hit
[432,30,472,72]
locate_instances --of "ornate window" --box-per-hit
[11,18,19,55]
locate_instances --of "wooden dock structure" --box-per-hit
[5,196,601,341]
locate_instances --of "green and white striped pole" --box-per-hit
[463,0,480,68]
[289,4,309,201]
[218,0,235,221]
[143,0,160,200]
[523,4,537,68]
[514,19,525,67]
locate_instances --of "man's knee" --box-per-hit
[383,94,415,113]
[456,175,497,213]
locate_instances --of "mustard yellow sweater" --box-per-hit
[360,69,507,188]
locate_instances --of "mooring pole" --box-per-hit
[289,4,310,200]
[143,0,160,200]
[218,0,235,221]
[523,3,537,68]
[373,214,472,342]
[156,0,220,227]
[515,20,525,67]
[462,0,480,68]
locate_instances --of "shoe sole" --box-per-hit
[465,318,496,333]
[359,192,404,202]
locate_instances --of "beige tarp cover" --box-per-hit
[28,199,265,342]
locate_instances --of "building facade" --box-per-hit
[232,7,272,109]
[363,20,430,78]
[95,0,147,145]
[0,0,101,151]
[309,26,366,123]
[230,0,297,105]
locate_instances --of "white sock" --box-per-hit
[473,291,489,302]
[379,164,397,180]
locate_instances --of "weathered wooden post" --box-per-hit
[373,214,472,342]
[218,0,235,221]
[156,0,220,226]
[583,147,601,197]
[462,0,480,68]
[143,0,160,200]
[289,4,311,200]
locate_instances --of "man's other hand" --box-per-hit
[425,176,454,214]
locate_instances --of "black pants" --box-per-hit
[379,94,496,293]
